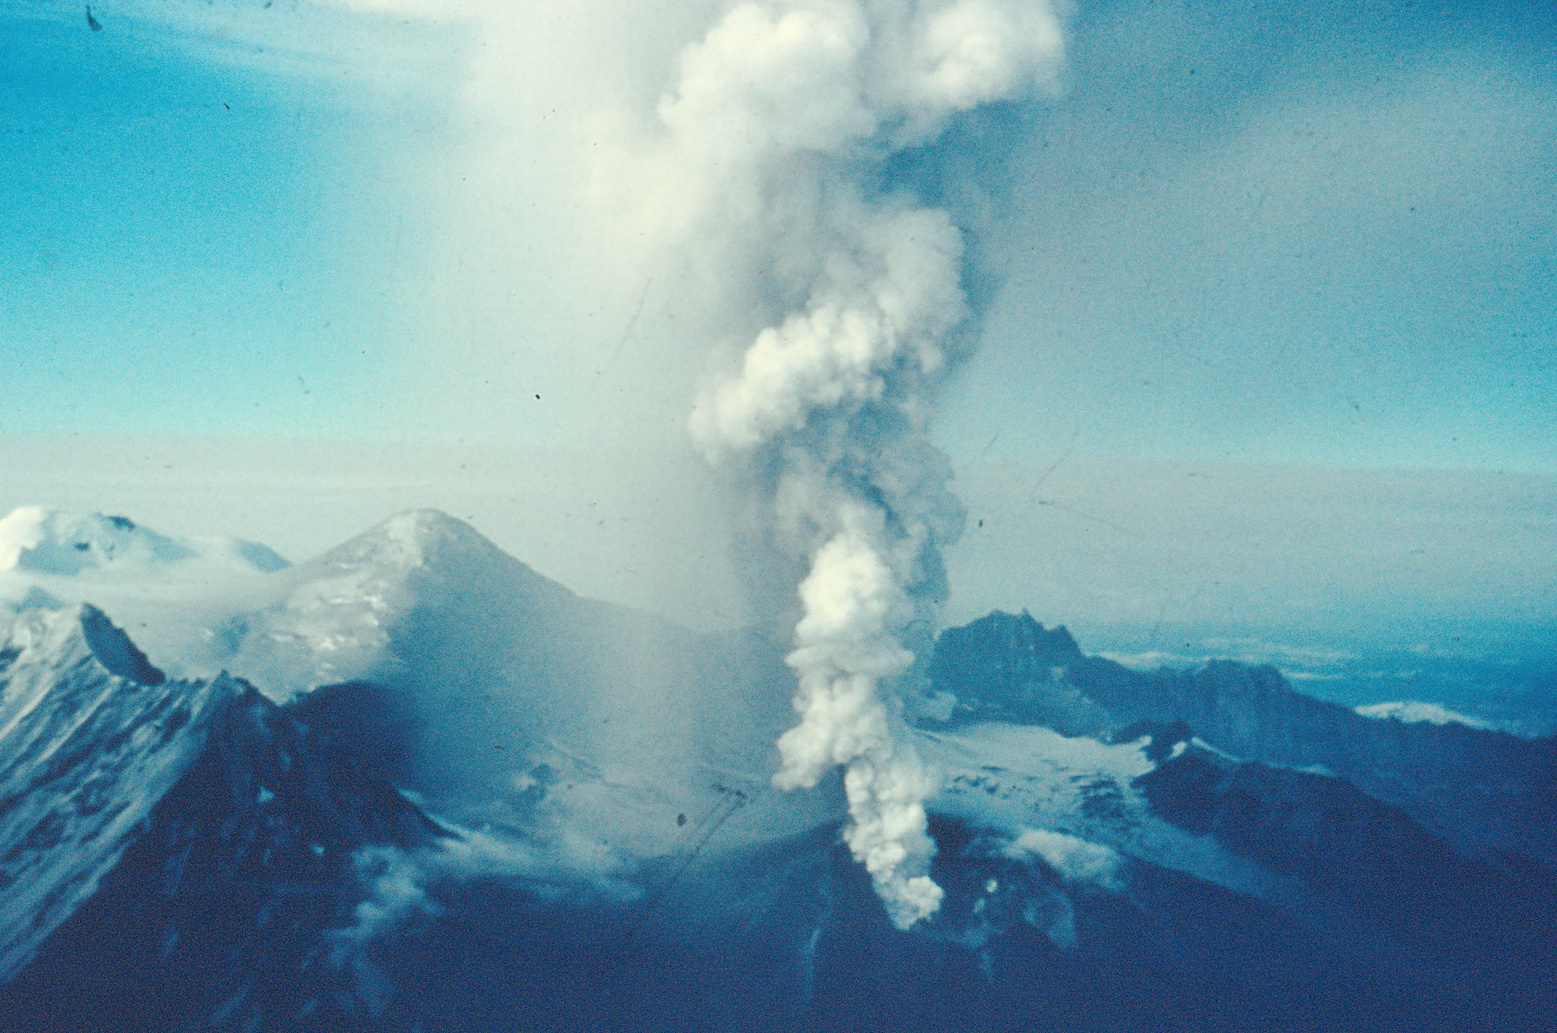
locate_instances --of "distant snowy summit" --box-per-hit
[0,506,293,673]
[0,506,288,576]
[0,507,191,574]
[1355,699,1498,731]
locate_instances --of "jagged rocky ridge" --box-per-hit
[0,605,444,1031]
[0,515,1552,1031]
[930,609,1557,864]
[0,605,236,982]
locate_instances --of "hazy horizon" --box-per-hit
[2,435,1552,662]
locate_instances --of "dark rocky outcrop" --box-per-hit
[929,610,1557,863]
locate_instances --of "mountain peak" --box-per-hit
[313,508,502,570]
[932,609,1083,675]
[379,508,500,562]
[0,604,166,688]
[0,507,192,574]
[303,508,572,607]
[77,604,165,686]
[219,508,579,701]
[923,611,1090,731]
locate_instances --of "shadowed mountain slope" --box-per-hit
[930,610,1557,863]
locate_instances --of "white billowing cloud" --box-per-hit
[661,4,876,161]
[330,824,636,957]
[138,0,1063,926]
[331,845,432,956]
[646,0,1064,929]
[1002,827,1123,890]
[775,510,941,926]
[689,202,967,454]
[907,0,1065,119]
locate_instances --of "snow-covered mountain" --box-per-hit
[0,604,460,1031]
[0,510,1551,1032]
[203,509,824,857]
[929,609,1557,865]
[0,506,816,857]
[0,506,286,578]
[0,604,236,982]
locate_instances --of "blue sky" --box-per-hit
[929,0,1557,472]
[2,0,1552,469]
[0,0,1553,642]
[0,4,454,438]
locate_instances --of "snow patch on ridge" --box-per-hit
[919,723,1295,903]
[1355,700,1503,732]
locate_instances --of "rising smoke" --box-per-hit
[650,0,1066,928]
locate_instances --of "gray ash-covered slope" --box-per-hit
[930,609,1557,863]
[333,812,1475,1033]
[0,606,443,1033]
[63,785,1538,1033]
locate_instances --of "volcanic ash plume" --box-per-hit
[663,0,1064,929]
